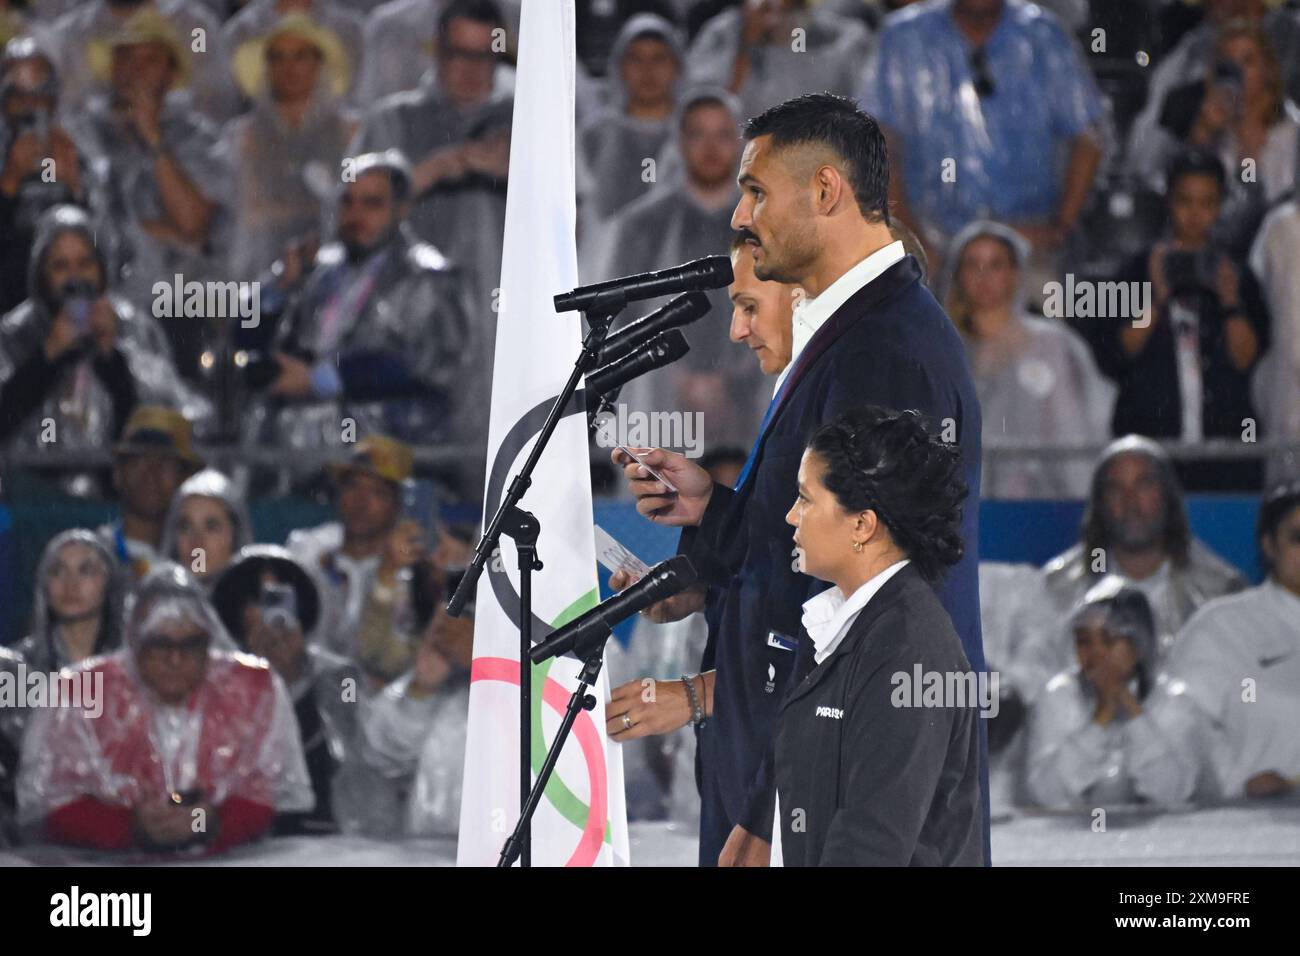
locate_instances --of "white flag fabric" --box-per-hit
[456,0,629,867]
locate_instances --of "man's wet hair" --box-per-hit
[743,92,890,224]
[807,406,966,582]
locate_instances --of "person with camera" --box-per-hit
[286,435,429,690]
[1140,20,1298,258]
[1097,149,1270,491]
[0,36,90,315]
[212,544,358,835]
[0,205,135,471]
[0,205,210,499]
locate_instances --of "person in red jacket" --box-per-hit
[16,563,313,855]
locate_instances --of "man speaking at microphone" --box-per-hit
[605,93,987,866]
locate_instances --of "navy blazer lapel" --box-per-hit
[752,255,922,453]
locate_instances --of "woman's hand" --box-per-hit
[605,676,693,741]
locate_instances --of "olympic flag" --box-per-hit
[456,0,629,866]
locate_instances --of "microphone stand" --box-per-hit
[447,305,622,868]
[498,623,612,868]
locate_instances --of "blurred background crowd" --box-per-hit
[1,0,1299,856]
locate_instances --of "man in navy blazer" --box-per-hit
[605,93,987,866]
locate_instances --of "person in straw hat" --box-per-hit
[223,11,358,279]
[77,6,228,374]
[286,435,429,685]
[95,404,203,583]
[54,0,238,122]
[220,0,364,105]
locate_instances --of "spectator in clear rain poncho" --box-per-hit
[239,151,470,464]
[1249,198,1300,483]
[350,1,511,457]
[221,11,358,282]
[0,36,97,316]
[351,0,511,321]
[332,572,472,838]
[15,529,126,675]
[50,0,239,123]
[997,435,1246,709]
[1167,481,1300,801]
[212,545,358,834]
[859,0,1104,274]
[3,530,124,840]
[0,207,211,497]
[220,0,364,106]
[16,563,313,854]
[686,0,871,123]
[1128,20,1299,260]
[1126,0,1300,193]
[96,405,203,582]
[356,0,526,106]
[590,87,767,448]
[76,8,229,376]
[1024,577,1202,810]
[159,468,254,591]
[940,220,1115,500]
[286,436,425,689]
[577,14,683,243]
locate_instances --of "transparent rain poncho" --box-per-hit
[16,564,314,833]
[158,469,255,578]
[16,528,126,675]
[940,220,1116,499]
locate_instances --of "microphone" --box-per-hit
[585,328,689,401]
[529,555,697,663]
[555,256,733,314]
[599,291,711,366]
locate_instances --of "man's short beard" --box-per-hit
[1105,514,1167,553]
[755,233,818,284]
[342,225,395,263]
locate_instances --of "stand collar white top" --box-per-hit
[801,559,911,665]
[773,240,906,396]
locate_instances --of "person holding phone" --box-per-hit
[772,406,982,866]
[0,36,89,315]
[212,545,357,835]
[0,206,135,457]
[1183,22,1297,257]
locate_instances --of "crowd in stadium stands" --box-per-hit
[0,0,1299,855]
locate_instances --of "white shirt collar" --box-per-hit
[801,559,911,665]
[774,240,906,396]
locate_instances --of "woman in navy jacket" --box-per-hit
[774,406,983,866]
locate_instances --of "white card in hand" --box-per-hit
[594,525,651,579]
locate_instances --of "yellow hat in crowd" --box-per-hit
[329,435,414,488]
[87,8,192,88]
[114,406,203,467]
[231,11,351,101]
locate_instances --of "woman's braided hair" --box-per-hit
[807,406,968,582]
